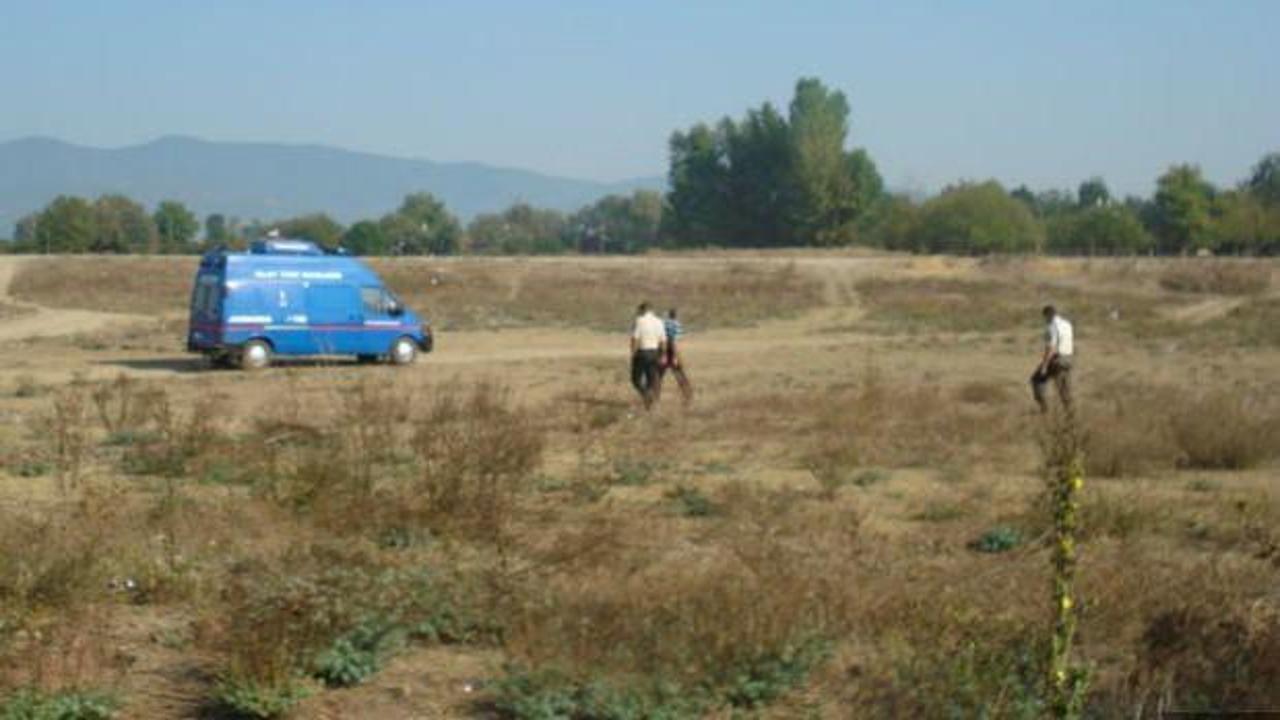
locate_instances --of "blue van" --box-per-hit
[187,239,433,369]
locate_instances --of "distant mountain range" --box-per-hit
[0,136,664,229]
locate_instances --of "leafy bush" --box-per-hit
[491,640,828,719]
[202,547,490,704]
[912,501,967,523]
[666,485,716,517]
[718,638,830,708]
[6,458,50,478]
[884,634,1048,719]
[971,526,1022,553]
[610,458,661,487]
[490,669,705,720]
[0,688,118,720]
[212,677,310,720]
[311,618,406,688]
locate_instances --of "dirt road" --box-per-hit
[0,254,889,386]
[0,256,153,343]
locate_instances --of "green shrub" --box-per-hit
[101,429,158,447]
[888,636,1047,719]
[853,468,892,487]
[611,458,662,487]
[311,618,406,688]
[718,638,830,708]
[7,459,50,478]
[911,502,967,523]
[666,485,716,517]
[0,688,118,720]
[971,526,1022,553]
[491,639,827,718]
[204,548,493,704]
[490,669,704,720]
[212,677,311,720]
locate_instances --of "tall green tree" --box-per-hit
[153,200,199,253]
[342,220,390,256]
[92,195,154,253]
[910,181,1044,254]
[723,104,793,245]
[572,190,662,253]
[274,213,345,249]
[1152,164,1215,254]
[12,213,40,252]
[36,196,95,253]
[863,194,922,251]
[1210,189,1280,255]
[1076,177,1111,208]
[1047,205,1151,255]
[204,213,230,248]
[787,77,879,245]
[662,123,730,246]
[1247,152,1280,207]
[467,203,567,254]
[661,77,881,248]
[379,193,462,255]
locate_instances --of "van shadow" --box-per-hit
[94,357,210,374]
[94,357,367,374]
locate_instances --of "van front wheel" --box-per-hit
[389,336,417,366]
[240,340,272,370]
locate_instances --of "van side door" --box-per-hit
[305,283,362,355]
[265,283,309,355]
[357,286,403,355]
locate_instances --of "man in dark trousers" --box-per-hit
[1032,304,1074,412]
[630,302,666,409]
[660,308,693,403]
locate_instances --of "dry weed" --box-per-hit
[409,382,544,545]
[1158,260,1272,295]
[377,259,825,331]
[501,484,857,700]
[9,256,193,313]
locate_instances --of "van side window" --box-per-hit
[361,287,391,315]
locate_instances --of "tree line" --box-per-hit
[2,188,663,257]
[4,77,1279,256]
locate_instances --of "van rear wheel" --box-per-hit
[389,336,417,366]
[240,340,272,370]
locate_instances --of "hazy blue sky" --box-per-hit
[1,1,1275,195]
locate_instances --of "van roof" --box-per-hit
[201,246,384,287]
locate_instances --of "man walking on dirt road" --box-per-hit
[631,302,666,409]
[1032,304,1074,413]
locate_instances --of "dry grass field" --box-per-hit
[0,252,1278,718]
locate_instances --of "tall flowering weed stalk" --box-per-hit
[1042,412,1090,718]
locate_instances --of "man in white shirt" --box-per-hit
[1032,304,1074,413]
[630,302,667,409]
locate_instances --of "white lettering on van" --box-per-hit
[252,270,343,280]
